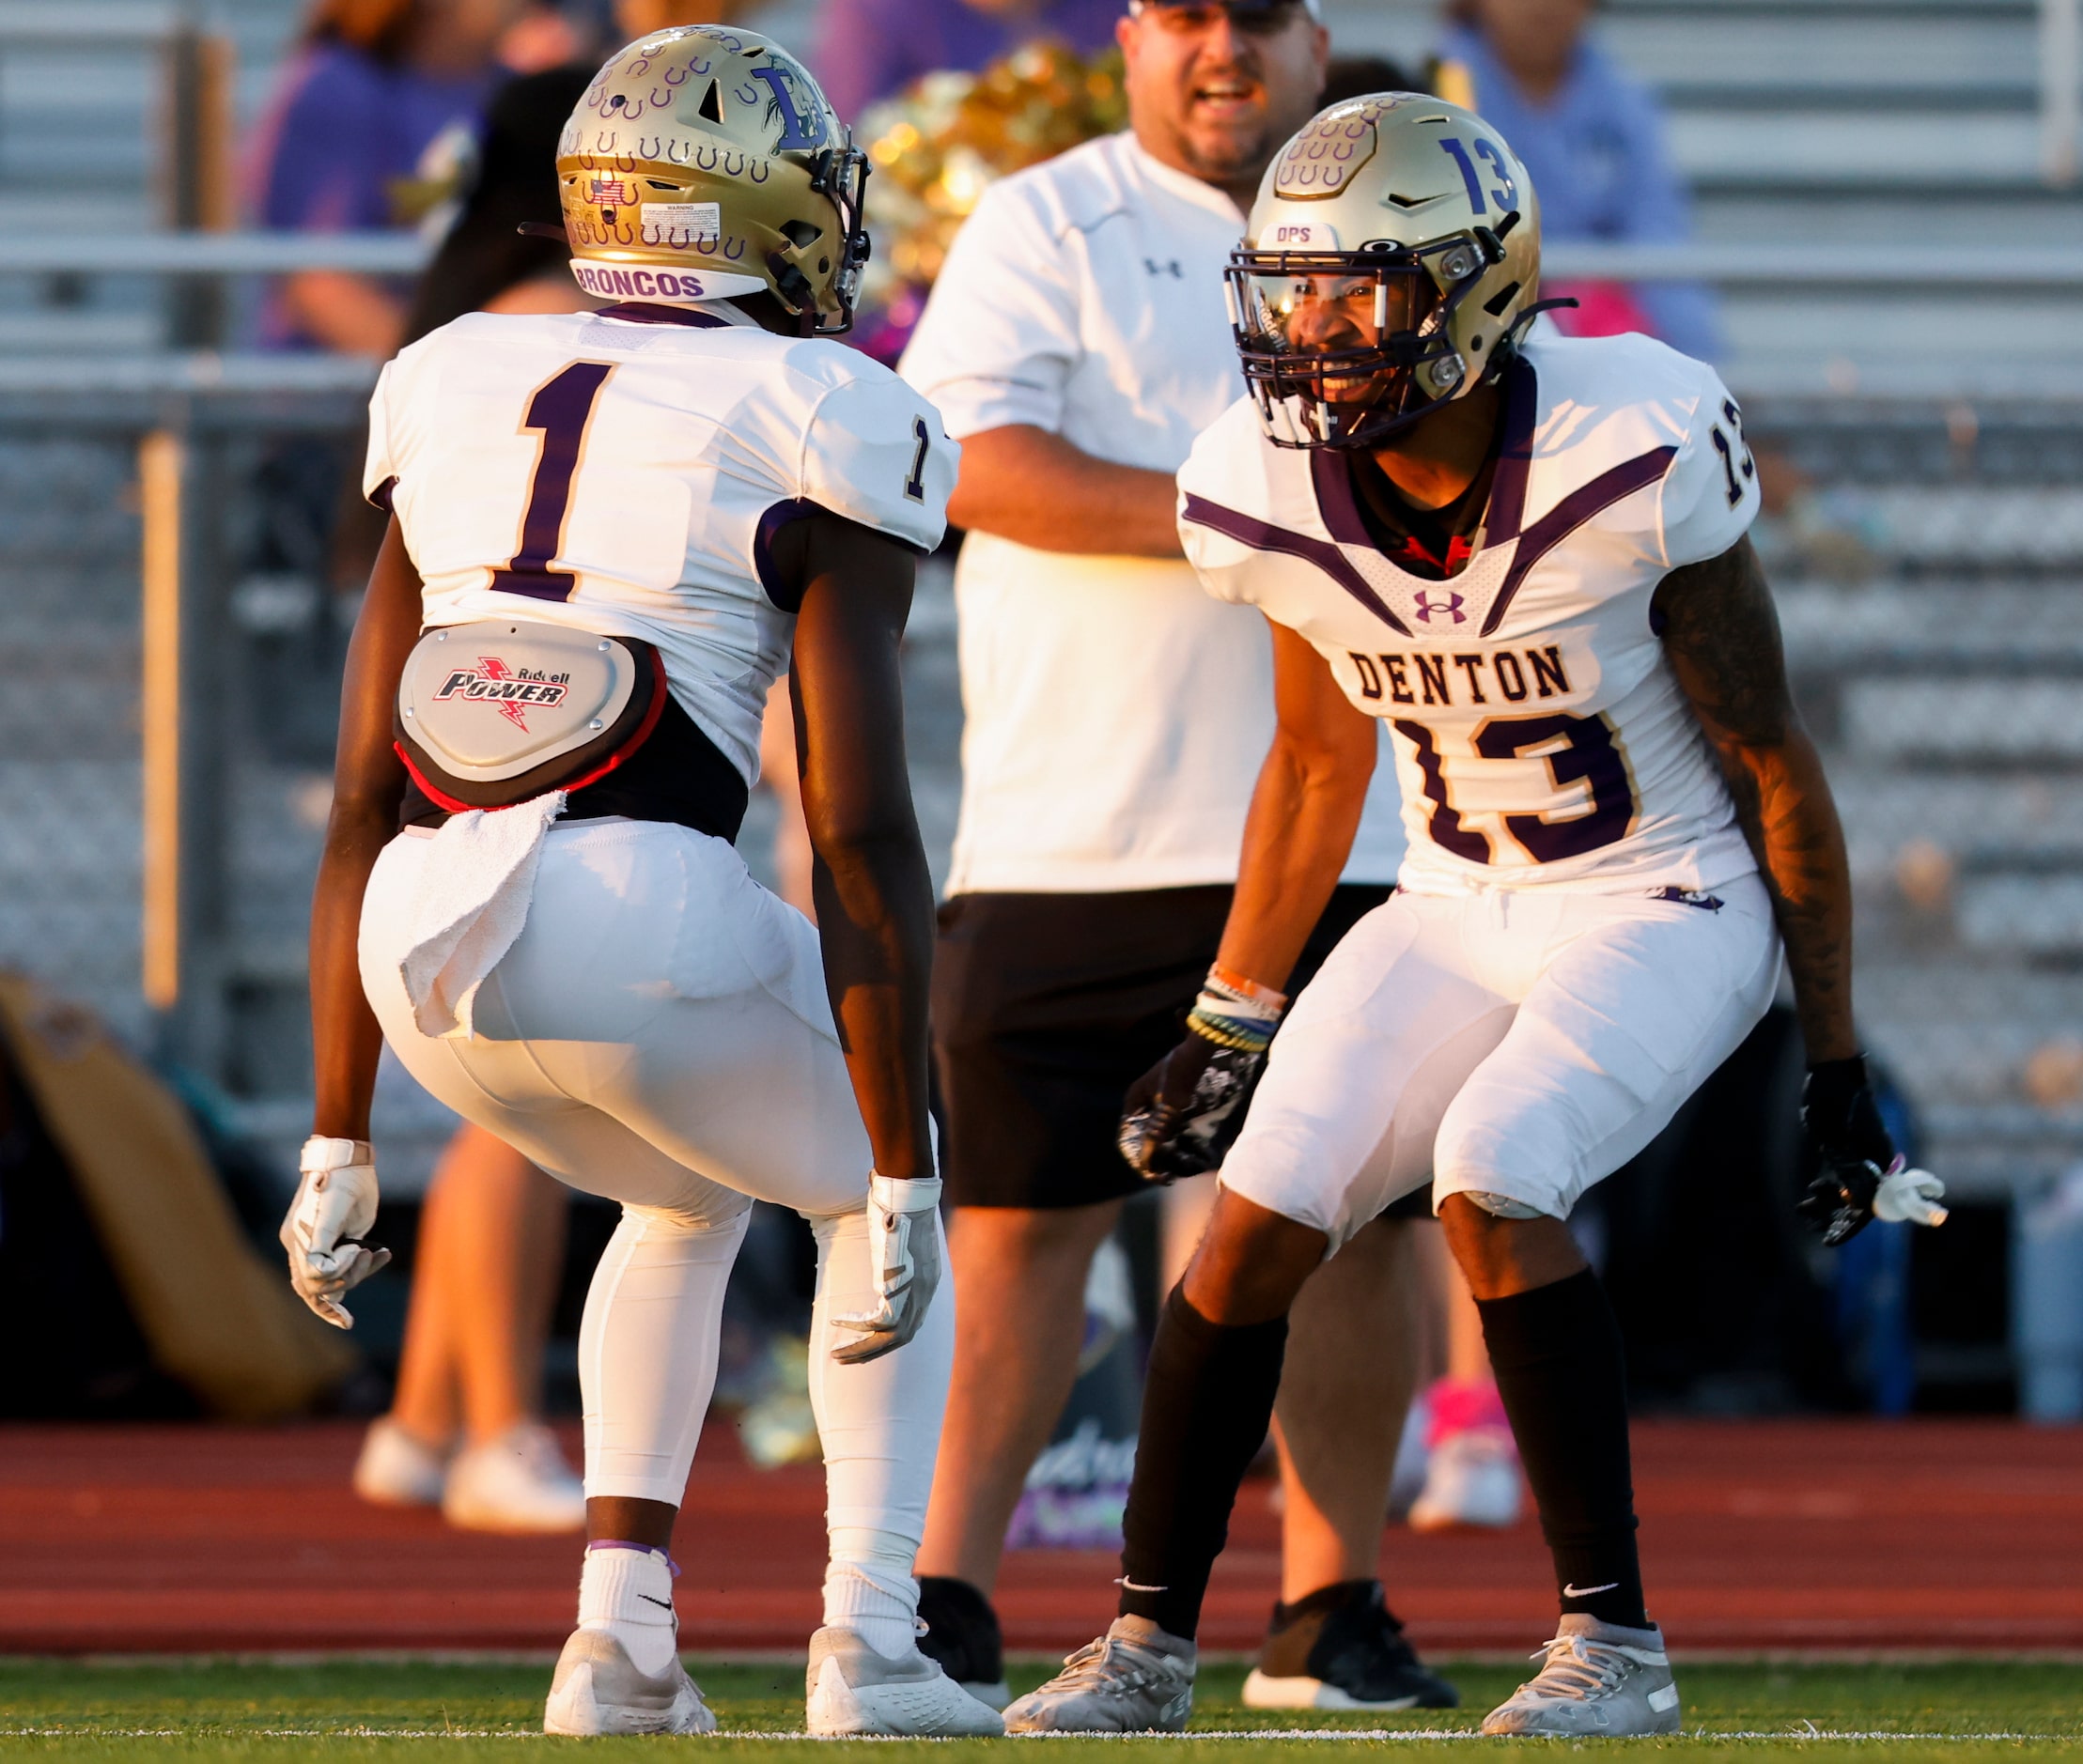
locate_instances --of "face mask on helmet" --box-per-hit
[1225,227,1510,449]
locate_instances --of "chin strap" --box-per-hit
[1499,296,1581,352]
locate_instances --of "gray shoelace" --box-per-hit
[1516,1635,1629,1703]
[1048,1635,1166,1695]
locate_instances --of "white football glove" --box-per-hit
[280,1135,391,1329]
[1873,1162,1949,1230]
[831,1173,942,1366]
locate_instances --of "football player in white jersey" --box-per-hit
[1006,94,1946,1739]
[279,26,1002,1739]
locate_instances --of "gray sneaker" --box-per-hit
[1481,1616,1682,1737]
[804,1626,1006,1736]
[542,1628,716,1736]
[1003,1616,1196,1734]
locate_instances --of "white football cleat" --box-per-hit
[442,1422,585,1534]
[804,1626,1005,1736]
[351,1418,448,1509]
[543,1628,716,1736]
[1481,1616,1681,1736]
[1003,1616,1195,1733]
[1407,1426,1523,1531]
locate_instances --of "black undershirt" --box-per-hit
[399,690,750,842]
[1346,431,1502,581]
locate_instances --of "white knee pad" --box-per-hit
[579,1200,752,1505]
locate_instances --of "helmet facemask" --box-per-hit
[794,142,872,334]
[1236,93,1543,450]
[1227,227,1510,449]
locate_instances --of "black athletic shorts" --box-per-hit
[932,882,1433,1215]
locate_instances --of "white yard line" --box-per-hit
[0,1728,2073,1743]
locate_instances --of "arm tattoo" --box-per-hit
[1655,537,1791,746]
[1656,535,1858,1061]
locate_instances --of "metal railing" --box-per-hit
[15,234,2083,285]
[0,2,238,339]
[2048,0,2083,185]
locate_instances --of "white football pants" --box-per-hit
[360,818,952,1611]
[1220,873,1780,1248]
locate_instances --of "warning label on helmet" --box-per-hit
[641,202,722,247]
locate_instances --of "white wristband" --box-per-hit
[869,1172,941,1215]
[302,1135,373,1173]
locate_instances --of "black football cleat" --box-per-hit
[1242,1580,1459,1711]
[916,1574,1011,1710]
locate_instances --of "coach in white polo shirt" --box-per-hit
[902,0,1454,1715]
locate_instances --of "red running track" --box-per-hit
[3,1419,2079,1656]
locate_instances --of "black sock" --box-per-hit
[1117,1283,1289,1642]
[1474,1268,1648,1632]
[916,1575,1002,1683]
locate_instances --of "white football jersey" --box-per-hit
[365,303,956,784]
[1178,333,1762,896]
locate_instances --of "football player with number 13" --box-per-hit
[282,28,1000,1740]
[1010,93,1948,1739]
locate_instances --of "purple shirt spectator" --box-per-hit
[1439,22,1719,363]
[813,0,1125,127]
[248,42,494,347]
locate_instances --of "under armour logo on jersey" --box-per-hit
[1411,590,1468,625]
[1144,257,1184,279]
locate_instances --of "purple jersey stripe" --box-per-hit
[1485,353,1539,543]
[1478,443,1678,638]
[592,302,732,328]
[1305,354,1537,551]
[753,496,821,611]
[1181,492,1413,637]
[1310,445,1369,550]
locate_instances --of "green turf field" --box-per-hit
[1,1658,2078,1760]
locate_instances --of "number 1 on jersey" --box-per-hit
[903,415,930,503]
[490,361,616,602]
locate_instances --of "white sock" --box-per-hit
[578,1542,678,1677]
[824,1537,922,1660]
[804,1207,956,1661]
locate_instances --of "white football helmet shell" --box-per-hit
[558,25,869,331]
[1231,93,1542,446]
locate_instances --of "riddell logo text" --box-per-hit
[434,658,571,731]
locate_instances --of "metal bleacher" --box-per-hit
[1,0,2080,1230]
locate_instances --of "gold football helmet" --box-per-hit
[557,24,869,332]
[1228,94,1544,446]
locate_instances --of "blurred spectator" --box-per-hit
[1318,52,1422,109]
[813,0,1124,126]
[1439,0,1719,362]
[357,1124,584,1530]
[349,66,597,1536]
[397,61,597,334]
[246,0,521,355]
[617,0,772,38]
[504,0,777,78]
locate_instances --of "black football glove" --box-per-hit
[1117,1023,1267,1183]
[1796,1054,1947,1246]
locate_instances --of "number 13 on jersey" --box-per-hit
[1394,711,1639,865]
